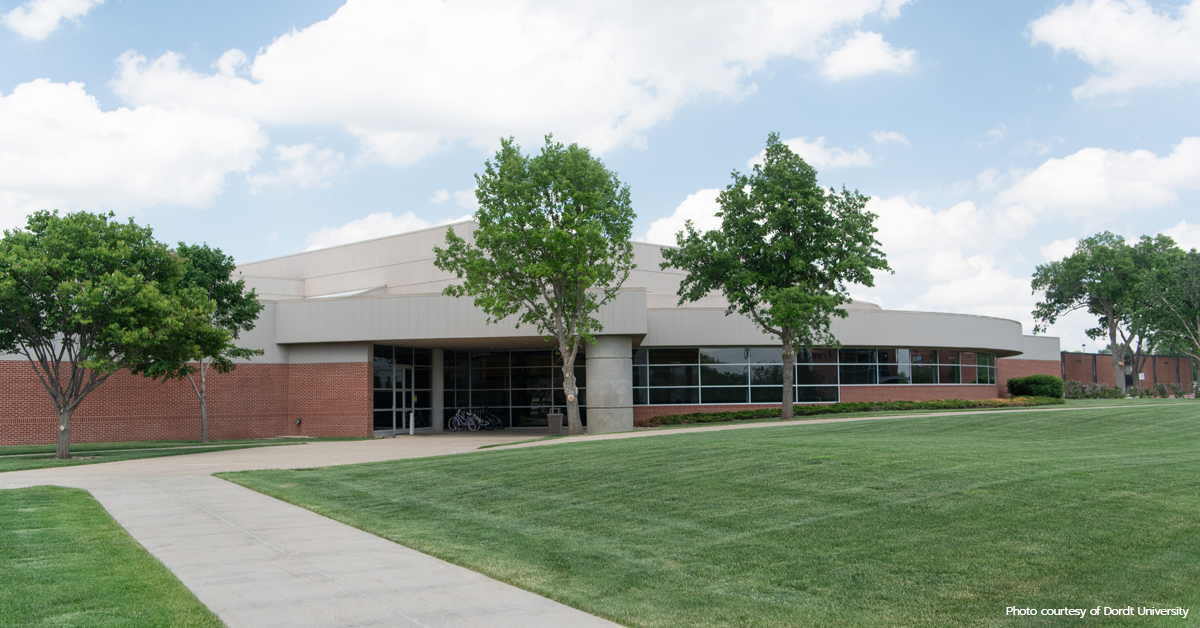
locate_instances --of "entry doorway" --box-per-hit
[374,365,415,436]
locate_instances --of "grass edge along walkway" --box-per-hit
[0,485,225,628]
[222,404,1200,628]
[0,438,325,474]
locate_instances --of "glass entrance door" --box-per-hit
[397,366,413,433]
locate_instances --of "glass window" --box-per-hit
[876,349,901,364]
[472,368,509,390]
[413,348,432,366]
[750,387,783,402]
[649,348,699,365]
[649,388,699,404]
[960,365,977,384]
[797,364,838,385]
[911,365,937,384]
[373,390,393,410]
[702,387,747,403]
[796,386,838,402]
[941,351,960,365]
[511,351,553,367]
[471,352,510,368]
[809,348,838,363]
[373,365,394,389]
[414,368,432,390]
[554,389,586,406]
[910,349,937,364]
[877,364,910,384]
[471,390,509,407]
[633,388,648,405]
[512,389,555,407]
[632,348,648,364]
[373,345,393,364]
[977,352,990,367]
[701,364,747,386]
[748,347,783,363]
[751,365,783,386]
[373,411,393,430]
[840,364,877,384]
[632,365,648,387]
[700,348,747,364]
[452,367,469,390]
[939,365,961,384]
[961,351,976,366]
[443,391,455,407]
[840,348,876,364]
[393,346,414,365]
[511,368,553,389]
[649,365,698,387]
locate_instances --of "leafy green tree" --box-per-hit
[1032,232,1170,393]
[1145,243,1200,363]
[145,244,264,443]
[0,211,214,459]
[434,136,635,435]
[660,133,890,420]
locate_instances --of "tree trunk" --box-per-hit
[1108,319,1125,394]
[55,407,73,460]
[199,362,209,444]
[781,329,795,421]
[561,359,583,436]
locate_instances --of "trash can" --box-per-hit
[548,409,564,434]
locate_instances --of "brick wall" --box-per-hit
[632,384,1000,420]
[1058,352,1194,391]
[0,360,371,446]
[997,359,1063,398]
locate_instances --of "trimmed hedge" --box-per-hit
[1006,374,1064,399]
[634,396,1065,428]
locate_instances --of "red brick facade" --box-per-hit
[996,359,1063,398]
[1060,352,1193,391]
[0,361,371,446]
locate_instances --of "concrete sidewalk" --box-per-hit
[2,434,620,628]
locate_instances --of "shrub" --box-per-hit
[1006,374,1064,398]
[633,396,1065,428]
[1170,383,1184,398]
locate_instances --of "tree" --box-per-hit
[145,244,264,443]
[1031,232,1170,393]
[434,136,635,436]
[0,211,214,459]
[1145,243,1200,364]
[660,133,890,421]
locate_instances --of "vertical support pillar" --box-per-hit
[584,335,633,434]
[432,348,444,432]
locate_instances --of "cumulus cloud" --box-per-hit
[976,168,1001,192]
[2,0,102,40]
[749,136,871,169]
[872,131,909,145]
[1039,237,1079,261]
[0,79,265,229]
[1029,0,1200,99]
[247,143,346,193]
[1162,220,1200,250]
[453,188,479,210]
[643,188,722,245]
[822,30,917,80]
[430,189,450,204]
[997,137,1200,218]
[112,0,914,165]
[305,211,472,250]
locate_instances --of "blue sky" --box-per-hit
[3,0,1200,350]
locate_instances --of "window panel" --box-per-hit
[373,345,394,364]
[649,387,699,404]
[512,389,555,407]
[747,347,783,364]
[809,348,838,363]
[471,352,510,368]
[555,389,586,406]
[839,348,876,364]
[961,352,977,367]
[876,364,910,384]
[649,348,699,365]
[413,348,432,366]
[702,387,747,403]
[373,390,393,410]
[939,365,961,384]
[632,365,648,387]
[911,365,937,384]
[414,368,432,390]
[840,364,877,384]
[393,347,413,365]
[796,386,839,402]
[453,367,469,390]
[471,367,509,390]
[444,391,455,408]
[373,411,393,430]
[941,351,960,365]
[797,364,838,385]
[633,348,648,365]
[910,349,937,364]
[373,365,394,389]
[750,386,783,402]
[701,364,747,386]
[471,390,509,407]
[511,351,553,367]
[960,365,977,384]
[650,365,698,387]
[633,388,648,405]
[877,349,901,364]
[575,367,587,388]
[751,365,783,386]
[700,348,747,364]
[511,368,553,389]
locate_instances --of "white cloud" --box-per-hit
[246,143,346,193]
[1039,237,1079,261]
[1162,220,1200,250]
[822,31,917,80]
[872,131,909,145]
[643,188,722,245]
[0,79,265,229]
[112,0,914,165]
[997,137,1200,218]
[969,124,1007,147]
[430,189,449,204]
[2,0,101,40]
[305,211,472,250]
[976,168,1001,192]
[749,136,871,169]
[1029,0,1200,99]
[453,188,479,210]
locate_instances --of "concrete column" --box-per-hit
[432,348,444,432]
[585,335,633,434]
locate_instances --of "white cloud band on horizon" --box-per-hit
[305,211,474,251]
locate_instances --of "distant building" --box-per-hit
[0,221,1062,445]
[1061,352,1194,391]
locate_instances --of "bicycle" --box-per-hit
[473,408,507,430]
[447,408,481,431]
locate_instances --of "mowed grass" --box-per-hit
[0,437,363,473]
[0,486,224,627]
[221,406,1200,627]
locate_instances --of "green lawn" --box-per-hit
[222,405,1200,627]
[0,485,224,627]
[0,438,340,473]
